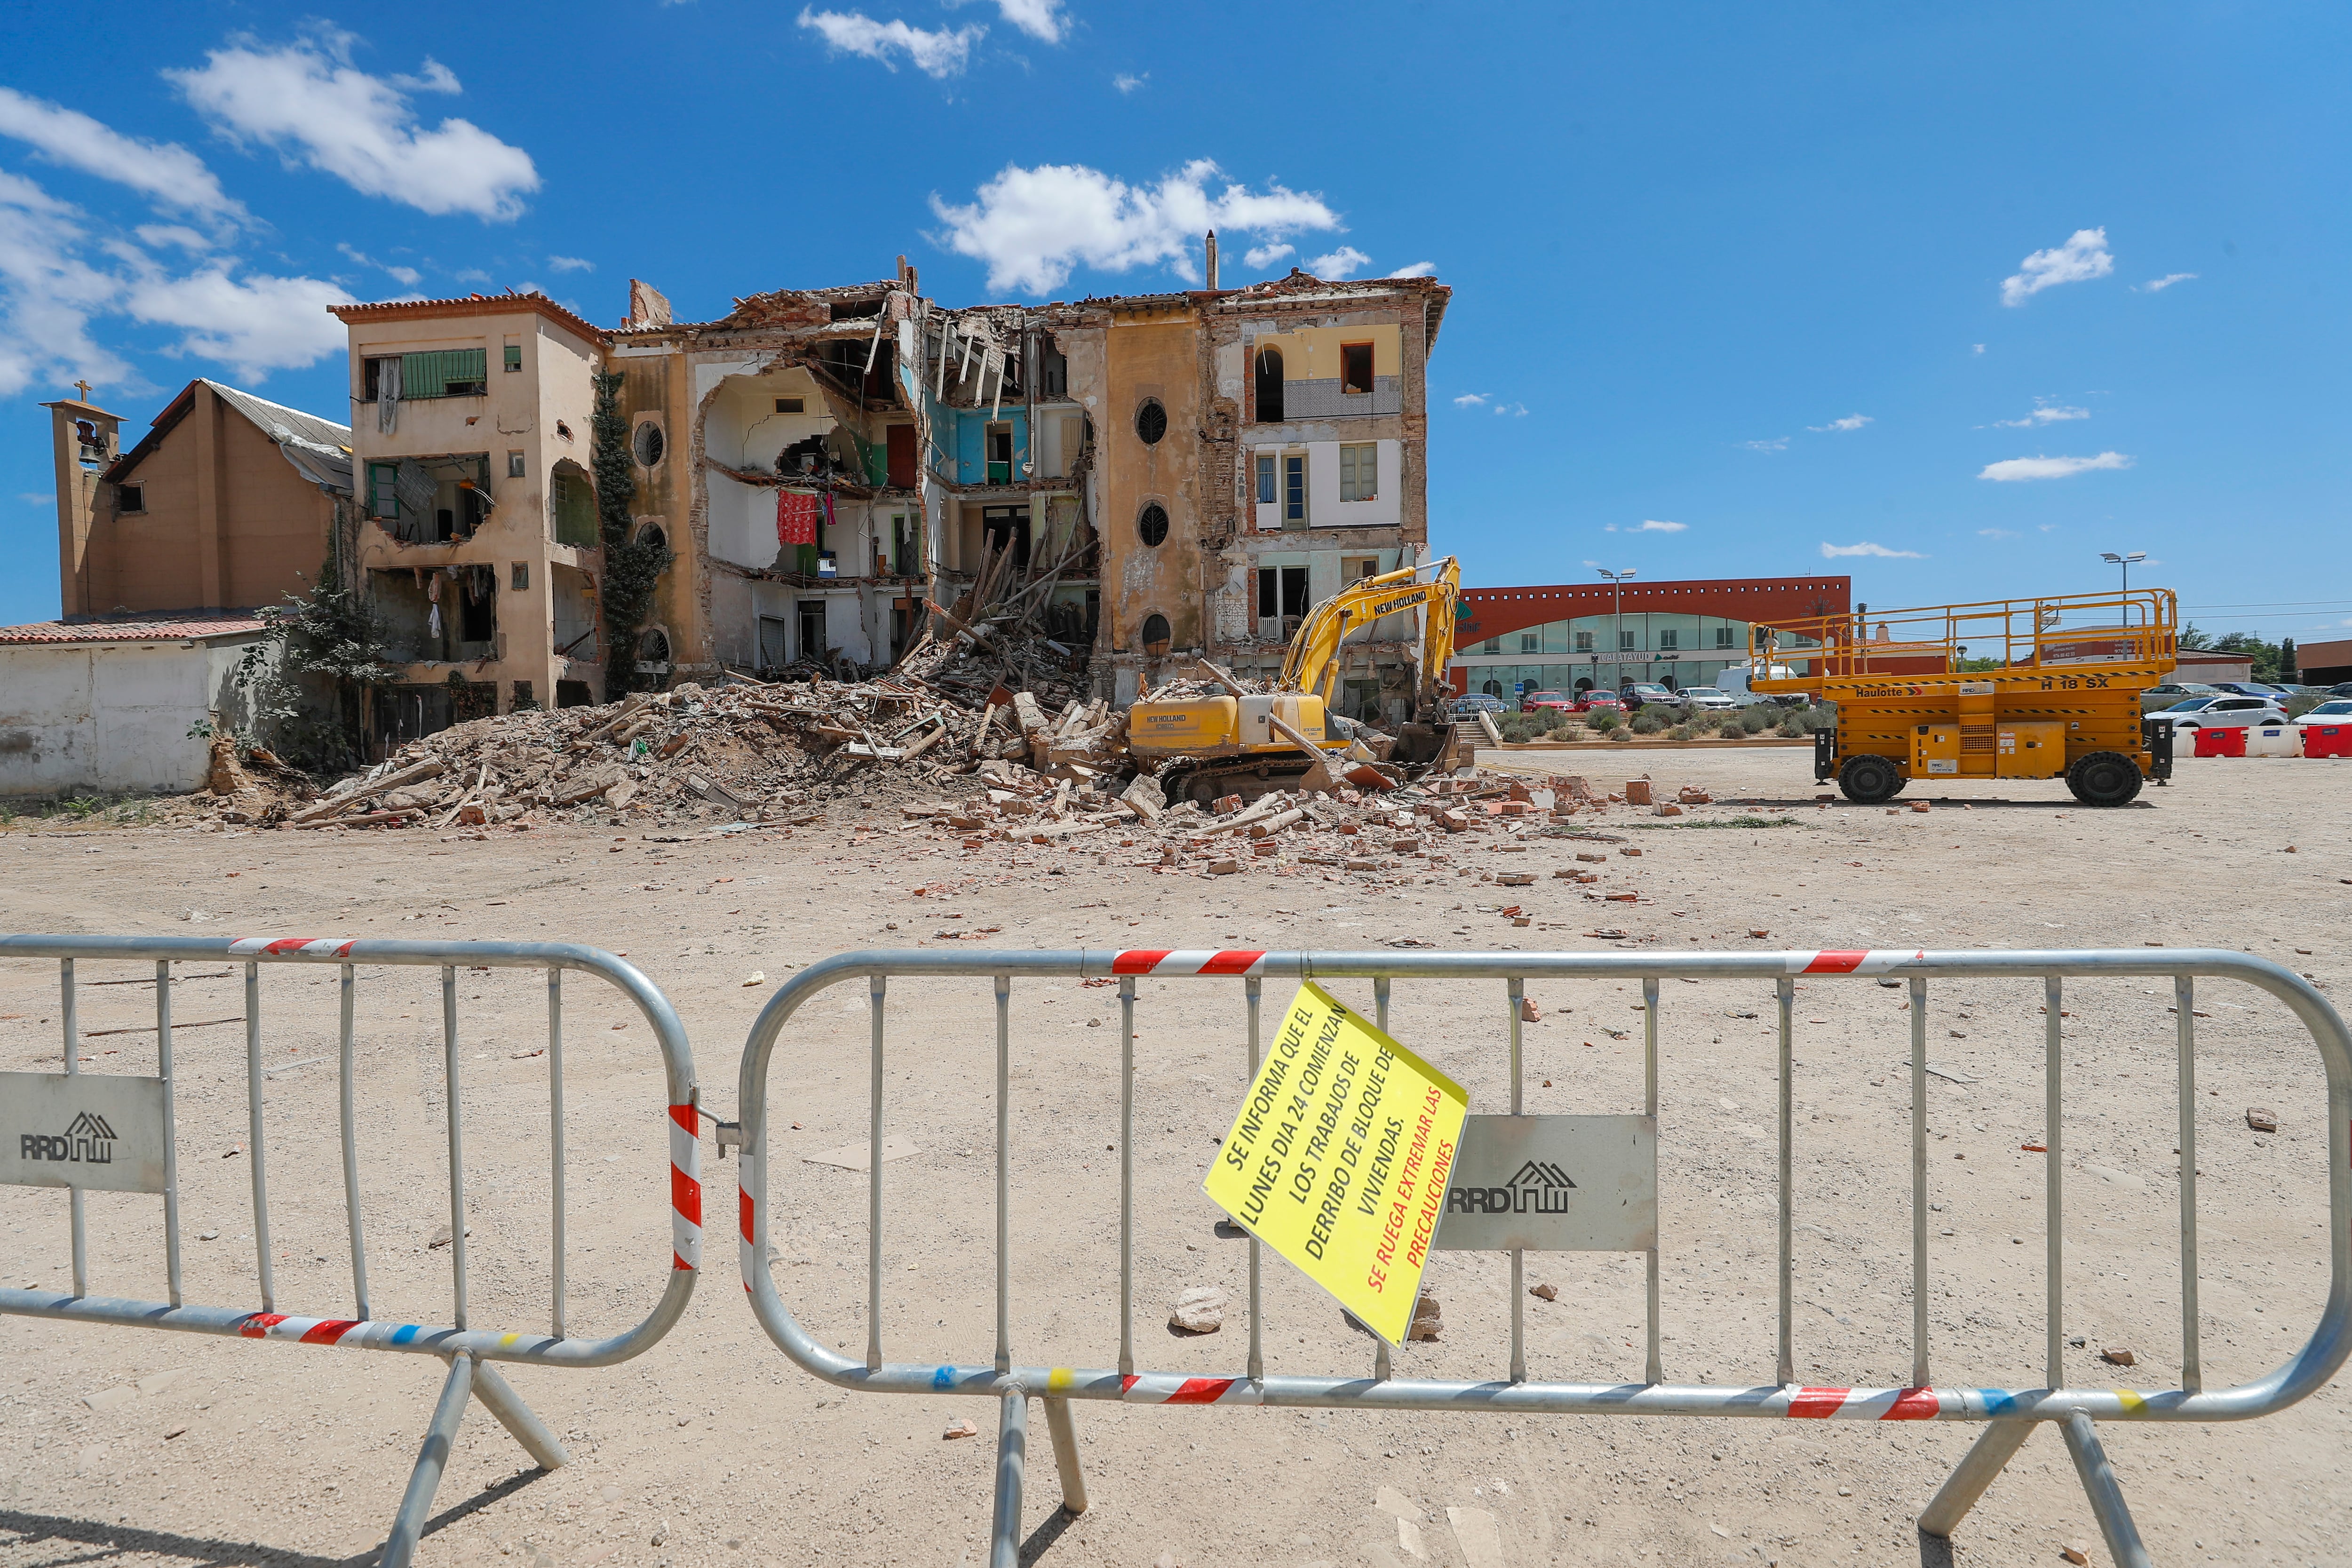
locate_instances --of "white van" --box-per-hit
[1714,665,1805,707]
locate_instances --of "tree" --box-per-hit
[591,372,674,699]
[2280,637,2300,685]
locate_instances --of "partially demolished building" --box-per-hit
[320,245,1445,738]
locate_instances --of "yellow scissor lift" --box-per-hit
[1748,588,2178,806]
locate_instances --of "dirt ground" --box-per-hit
[2,746,2346,1568]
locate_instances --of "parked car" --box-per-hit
[2208,682,2294,700]
[1677,686,1738,712]
[1618,681,1684,711]
[1520,689,1575,714]
[1573,689,1625,715]
[2142,682,2218,701]
[2156,694,2290,730]
[2328,682,2352,699]
[2292,699,2352,725]
[1446,693,1507,718]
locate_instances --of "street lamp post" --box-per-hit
[1598,568,1636,691]
[2100,550,2145,594]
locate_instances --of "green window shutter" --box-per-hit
[401,348,489,398]
[368,462,399,518]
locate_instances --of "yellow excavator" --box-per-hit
[1127,557,1463,804]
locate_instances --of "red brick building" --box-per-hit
[1448,574,1853,698]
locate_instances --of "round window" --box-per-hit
[632,421,666,468]
[1136,502,1169,547]
[1141,613,1172,653]
[1134,398,1167,446]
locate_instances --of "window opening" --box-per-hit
[503,340,522,373]
[1140,613,1172,654]
[1254,348,1284,422]
[1136,502,1169,548]
[983,505,1031,569]
[1255,453,1276,506]
[1659,628,1679,651]
[1716,625,1735,649]
[1282,454,1307,529]
[759,616,790,673]
[1135,399,1168,446]
[1575,630,1595,653]
[1340,442,1377,502]
[1521,632,1540,653]
[775,397,805,414]
[796,599,827,662]
[511,563,530,592]
[986,424,1014,484]
[1342,556,1379,584]
[1341,342,1375,396]
[507,450,525,478]
[116,483,144,514]
[633,421,665,468]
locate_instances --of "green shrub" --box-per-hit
[1589,710,1621,732]
[1668,723,1694,740]
[1774,718,1807,738]
[1739,707,1776,734]
[1631,714,1665,735]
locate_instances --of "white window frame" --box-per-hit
[1339,442,1378,502]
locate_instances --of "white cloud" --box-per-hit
[1992,397,2090,428]
[1978,527,2021,539]
[136,225,213,253]
[1820,541,1926,559]
[797,10,985,77]
[1978,451,2133,482]
[336,242,421,287]
[984,0,1065,42]
[1491,402,1528,417]
[1387,261,1438,278]
[20,492,55,505]
[2001,227,2113,306]
[1307,245,1371,279]
[547,255,594,273]
[0,166,349,397]
[1739,436,1789,452]
[0,88,244,223]
[1452,392,1487,407]
[0,171,127,398]
[930,158,1341,295]
[1605,520,1687,534]
[168,29,540,220]
[1242,241,1294,269]
[2136,272,2197,293]
[1808,413,1872,433]
[1112,72,1146,94]
[1972,343,1986,354]
[120,262,352,379]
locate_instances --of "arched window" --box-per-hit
[636,522,668,555]
[1140,613,1171,655]
[1134,398,1167,445]
[638,627,672,665]
[1136,502,1169,548]
[1254,348,1284,422]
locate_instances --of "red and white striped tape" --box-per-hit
[1110,949,1267,976]
[669,1104,701,1272]
[1118,1372,1263,1405]
[1779,1385,1950,1419]
[1782,949,1924,976]
[227,937,358,957]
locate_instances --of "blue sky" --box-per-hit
[2,2,2344,643]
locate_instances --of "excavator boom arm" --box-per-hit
[1279,557,1462,716]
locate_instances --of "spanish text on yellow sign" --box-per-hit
[1203,981,1470,1346]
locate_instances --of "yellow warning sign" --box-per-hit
[1203,980,1469,1346]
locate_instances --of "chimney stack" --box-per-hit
[1204,229,1218,290]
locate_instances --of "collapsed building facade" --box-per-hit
[318,244,1445,740]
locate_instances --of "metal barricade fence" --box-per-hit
[733,946,2352,1568]
[0,934,703,1568]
